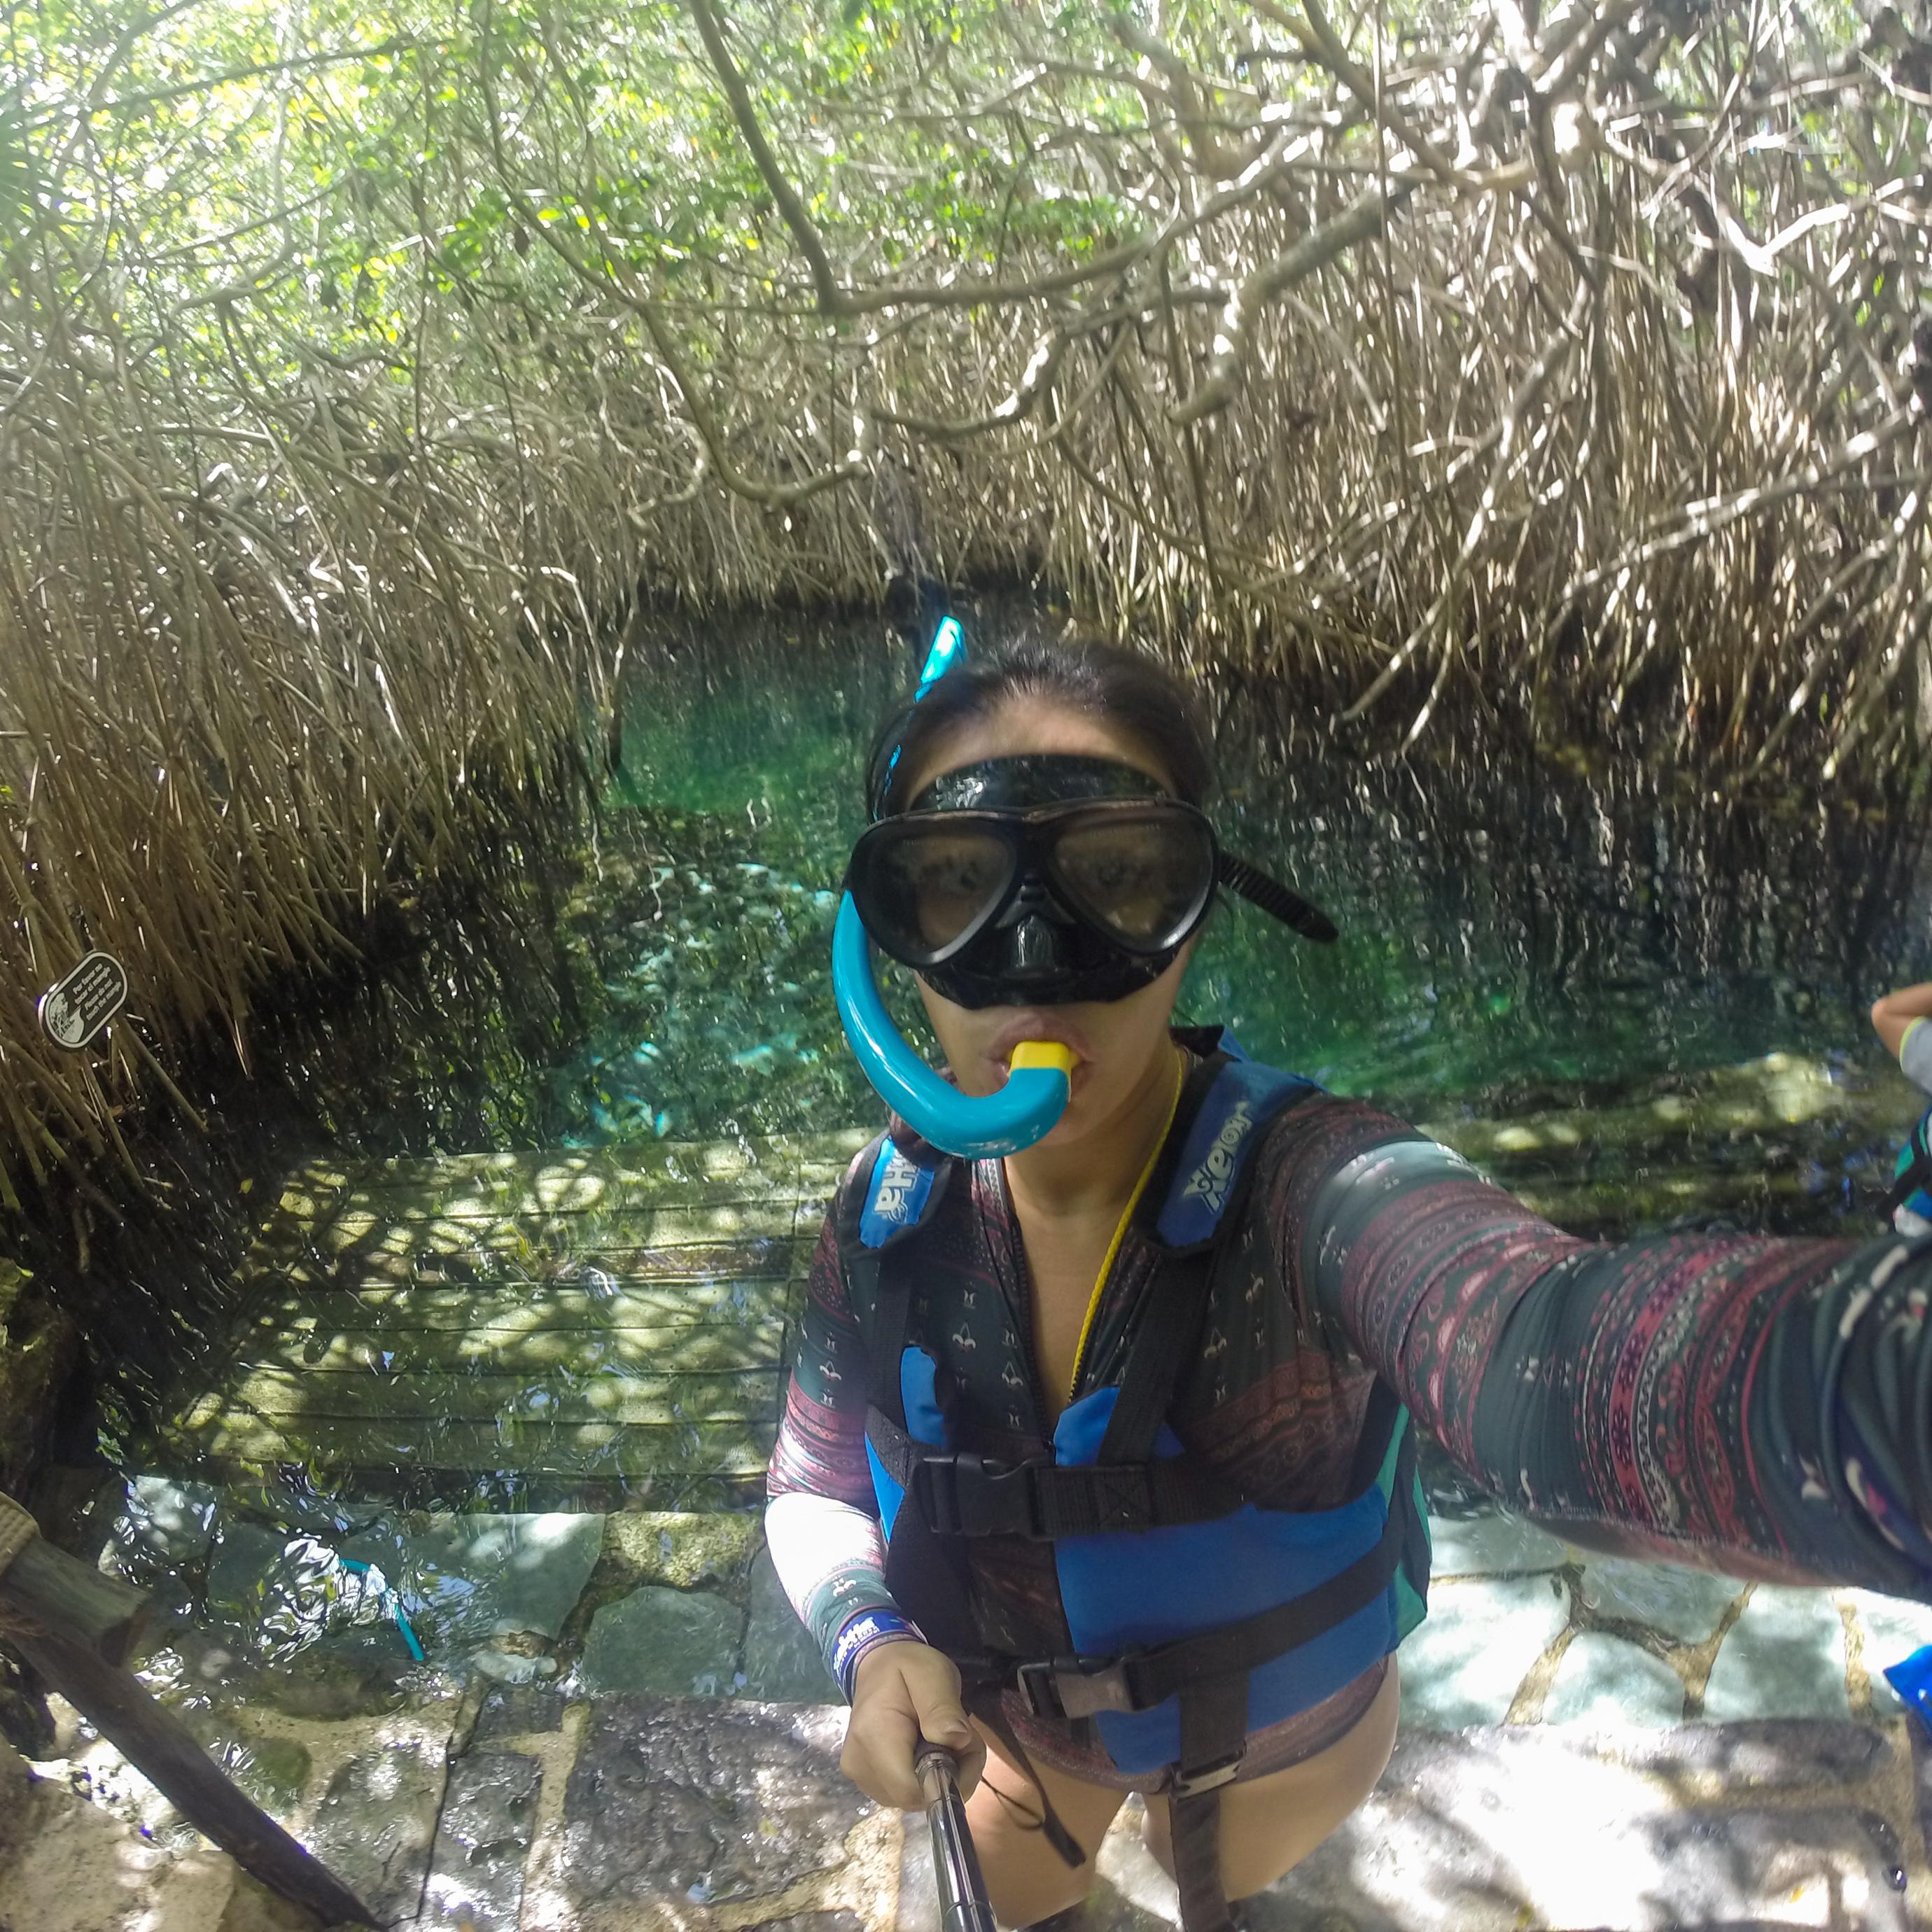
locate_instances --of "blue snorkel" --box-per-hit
[833,618,1074,1158]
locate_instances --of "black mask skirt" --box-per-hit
[845,755,1220,1009]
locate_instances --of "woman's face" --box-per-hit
[897,699,1192,1146]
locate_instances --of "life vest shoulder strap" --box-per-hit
[852,1133,953,1250]
[832,1132,957,1419]
[1149,1037,1322,1253]
[1093,1041,1321,1464]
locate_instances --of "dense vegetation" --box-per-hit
[2,0,1930,1217]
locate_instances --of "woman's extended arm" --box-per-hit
[766,1212,983,1801]
[1264,1097,1932,1600]
[766,1219,904,1672]
[1872,983,1932,1065]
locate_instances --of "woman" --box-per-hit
[766,631,1932,1932]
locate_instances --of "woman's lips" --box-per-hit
[985,1012,1096,1088]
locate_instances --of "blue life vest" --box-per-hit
[842,1036,1432,1790]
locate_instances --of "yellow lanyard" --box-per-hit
[1063,1052,1187,1404]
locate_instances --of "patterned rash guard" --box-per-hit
[767,1039,1932,1790]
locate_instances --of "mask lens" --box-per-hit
[1049,808,1215,951]
[852,821,1017,963]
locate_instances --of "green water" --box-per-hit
[560,617,1932,1157]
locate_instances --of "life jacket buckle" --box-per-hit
[911,1452,1049,1538]
[1016,1655,1138,1721]
[1169,1751,1245,1798]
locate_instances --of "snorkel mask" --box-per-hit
[831,620,1338,1158]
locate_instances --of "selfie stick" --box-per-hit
[914,1744,997,1932]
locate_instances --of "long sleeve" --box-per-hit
[766,1214,902,1672]
[1265,1096,1932,1600]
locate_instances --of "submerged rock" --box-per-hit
[307,1735,449,1924]
[421,1751,541,1932]
[338,1511,605,1651]
[110,1474,220,1575]
[1703,1584,1851,1721]
[561,1700,866,1908]
[579,1584,744,1696]
[738,1548,835,1702]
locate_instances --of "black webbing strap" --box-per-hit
[957,1679,1088,1870]
[1011,1495,1407,1723]
[1093,1052,1233,1467]
[1094,1240,1218,1465]
[866,1414,1245,1539]
[1170,1784,1234,1932]
[1169,1670,1249,1932]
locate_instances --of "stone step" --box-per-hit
[1498,1163,1844,1235]
[1420,1051,1921,1174]
[79,1476,1932,1927]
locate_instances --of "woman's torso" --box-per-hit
[850,1049,1403,1785]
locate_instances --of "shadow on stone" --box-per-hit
[561,1699,866,1910]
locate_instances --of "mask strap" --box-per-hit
[877,615,965,809]
[1217,854,1338,944]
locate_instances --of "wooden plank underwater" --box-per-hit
[163,1406,777,1488]
[239,1278,797,1333]
[238,1235,815,1294]
[265,1196,808,1264]
[191,1364,779,1428]
[158,1134,845,1496]
[237,1314,787,1375]
[273,1132,871,1221]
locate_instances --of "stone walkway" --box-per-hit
[13,1489,1932,1929]
[11,1056,1932,1930]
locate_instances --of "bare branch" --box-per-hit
[1171,186,1395,426]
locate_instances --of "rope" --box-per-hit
[0,1490,38,1577]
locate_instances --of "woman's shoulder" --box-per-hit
[1240,1079,1439,1202]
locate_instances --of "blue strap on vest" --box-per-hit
[858,1138,943,1249]
[1155,1042,1320,1249]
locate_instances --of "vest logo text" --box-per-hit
[872,1151,923,1223]
[1181,1099,1256,1216]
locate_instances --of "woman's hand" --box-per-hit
[841,1639,986,1809]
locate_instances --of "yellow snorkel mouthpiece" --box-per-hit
[1008,1042,1074,1077]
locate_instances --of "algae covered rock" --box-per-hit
[602,1509,761,1593]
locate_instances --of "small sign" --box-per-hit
[38,951,129,1051]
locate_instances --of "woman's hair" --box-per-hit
[864,629,1214,816]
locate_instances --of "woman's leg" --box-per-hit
[1140,1662,1401,1901]
[963,1722,1130,1926]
